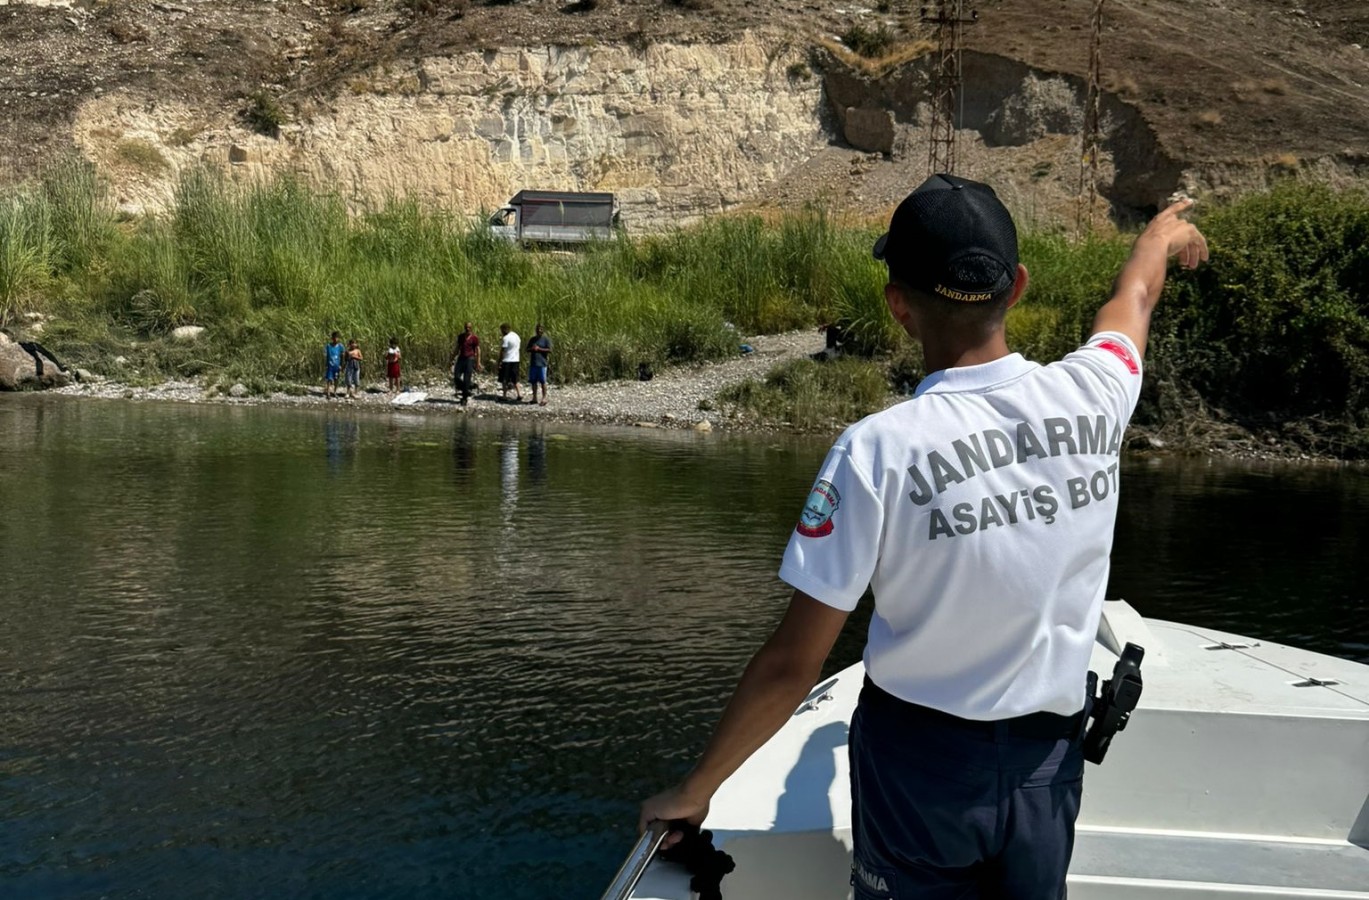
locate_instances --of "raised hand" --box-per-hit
[1143,198,1209,270]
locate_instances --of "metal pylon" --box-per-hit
[922,2,977,177]
[1077,0,1107,235]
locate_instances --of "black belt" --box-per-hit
[861,677,1086,742]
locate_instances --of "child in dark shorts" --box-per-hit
[343,339,363,399]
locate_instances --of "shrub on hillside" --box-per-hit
[841,24,895,59]
[242,90,287,138]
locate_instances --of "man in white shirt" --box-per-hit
[498,322,523,403]
[640,175,1207,897]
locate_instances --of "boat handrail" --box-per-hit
[1097,599,1162,664]
[600,827,667,900]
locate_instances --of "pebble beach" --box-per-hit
[50,330,846,432]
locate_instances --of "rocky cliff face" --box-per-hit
[73,32,828,229]
[65,23,1368,230]
[69,27,1171,229]
[8,0,1369,228]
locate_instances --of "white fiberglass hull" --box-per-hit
[628,601,1369,899]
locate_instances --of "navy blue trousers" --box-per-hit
[849,681,1085,899]
[454,356,476,402]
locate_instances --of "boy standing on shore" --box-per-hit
[324,331,344,399]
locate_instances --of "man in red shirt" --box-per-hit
[450,322,481,406]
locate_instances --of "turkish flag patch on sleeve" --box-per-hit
[1094,339,1140,375]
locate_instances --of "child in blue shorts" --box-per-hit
[324,331,344,399]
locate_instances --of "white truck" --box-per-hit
[487,190,619,245]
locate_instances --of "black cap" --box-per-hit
[873,174,1019,303]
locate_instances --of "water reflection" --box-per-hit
[452,418,477,479]
[527,431,547,485]
[0,396,1365,899]
[324,416,359,474]
[500,426,519,524]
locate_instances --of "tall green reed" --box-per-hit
[7,163,1366,455]
[0,190,54,325]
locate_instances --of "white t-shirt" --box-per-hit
[779,332,1145,719]
[501,332,521,364]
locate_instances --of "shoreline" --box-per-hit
[33,330,1361,466]
[47,330,835,434]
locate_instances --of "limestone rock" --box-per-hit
[70,33,826,231]
[693,419,713,432]
[844,107,895,155]
[171,325,206,342]
[981,73,1081,147]
[228,382,249,398]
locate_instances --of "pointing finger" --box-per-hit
[1161,197,1195,220]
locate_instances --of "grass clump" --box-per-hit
[841,23,895,59]
[0,192,54,324]
[113,140,169,175]
[717,357,890,431]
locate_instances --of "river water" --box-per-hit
[1,396,1366,899]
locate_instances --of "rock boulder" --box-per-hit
[843,107,895,155]
[0,333,69,389]
[0,332,39,391]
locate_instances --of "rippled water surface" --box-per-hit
[1,396,1366,898]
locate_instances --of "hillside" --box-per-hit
[1,0,1367,225]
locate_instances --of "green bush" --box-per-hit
[242,90,287,137]
[1157,183,1369,418]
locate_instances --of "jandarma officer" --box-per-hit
[639,174,1207,898]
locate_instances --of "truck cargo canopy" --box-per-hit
[510,191,617,228]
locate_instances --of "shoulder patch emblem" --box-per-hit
[797,480,841,538]
[1095,339,1140,375]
